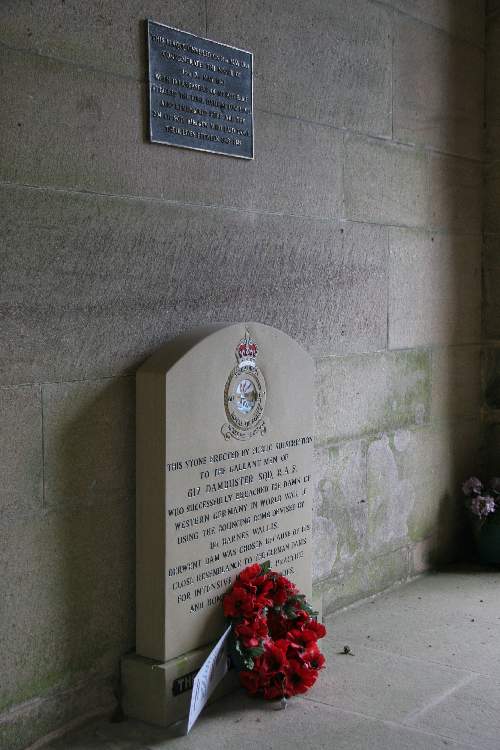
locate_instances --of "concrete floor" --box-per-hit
[43,569,500,750]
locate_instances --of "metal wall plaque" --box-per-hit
[147,20,253,159]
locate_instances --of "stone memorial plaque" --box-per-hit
[147,20,253,159]
[136,323,313,663]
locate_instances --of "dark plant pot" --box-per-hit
[477,514,500,565]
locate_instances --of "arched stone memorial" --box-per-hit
[122,322,314,725]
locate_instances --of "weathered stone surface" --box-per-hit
[486,123,500,160]
[385,0,485,46]
[481,422,500,475]
[0,677,115,750]
[431,346,481,421]
[483,237,500,339]
[394,16,483,159]
[0,385,42,517]
[0,48,344,219]
[310,639,472,723]
[43,378,135,507]
[0,184,387,384]
[315,349,431,444]
[489,0,500,14]
[344,134,428,226]
[41,689,480,750]
[487,15,500,125]
[34,571,500,750]
[330,571,500,677]
[0,500,134,713]
[367,430,423,549]
[480,346,500,410]
[389,229,481,348]
[313,441,368,582]
[429,154,482,233]
[485,161,500,234]
[207,0,392,136]
[366,421,480,548]
[320,547,409,613]
[410,675,500,750]
[0,0,204,79]
[410,535,439,574]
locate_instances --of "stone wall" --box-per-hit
[484,2,500,468]
[0,1,485,747]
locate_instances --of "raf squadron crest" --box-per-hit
[221,331,267,441]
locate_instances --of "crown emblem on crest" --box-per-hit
[236,330,258,367]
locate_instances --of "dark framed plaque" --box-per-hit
[147,20,253,159]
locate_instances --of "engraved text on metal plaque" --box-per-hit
[147,20,253,159]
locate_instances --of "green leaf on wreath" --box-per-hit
[260,560,271,574]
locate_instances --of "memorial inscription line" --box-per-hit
[166,436,313,616]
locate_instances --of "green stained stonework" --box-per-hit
[315,349,431,445]
[313,440,368,581]
[319,547,410,613]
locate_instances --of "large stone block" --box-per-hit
[410,535,440,575]
[411,675,500,750]
[431,346,481,422]
[42,378,135,507]
[389,229,481,348]
[487,15,500,126]
[344,134,428,227]
[0,676,115,750]
[207,0,392,136]
[313,440,368,582]
[483,341,500,396]
[394,16,483,159]
[484,239,500,338]
[385,0,485,46]
[485,161,500,234]
[311,635,474,724]
[0,0,204,79]
[0,47,343,219]
[486,123,500,161]
[429,154,482,233]
[320,547,410,614]
[0,499,134,713]
[315,349,431,445]
[481,422,500,474]
[0,184,388,384]
[367,421,480,549]
[0,385,43,518]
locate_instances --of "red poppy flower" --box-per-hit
[262,642,289,676]
[267,611,290,639]
[301,644,326,670]
[234,617,268,648]
[238,563,262,585]
[239,670,261,694]
[292,609,310,627]
[223,584,255,618]
[285,659,319,696]
[263,673,287,700]
[307,619,326,639]
[288,627,321,648]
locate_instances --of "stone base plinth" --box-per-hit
[121,645,238,728]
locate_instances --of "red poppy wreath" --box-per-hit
[222,562,326,700]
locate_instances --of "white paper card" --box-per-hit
[187,625,231,733]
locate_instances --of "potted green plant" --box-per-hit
[462,477,500,565]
